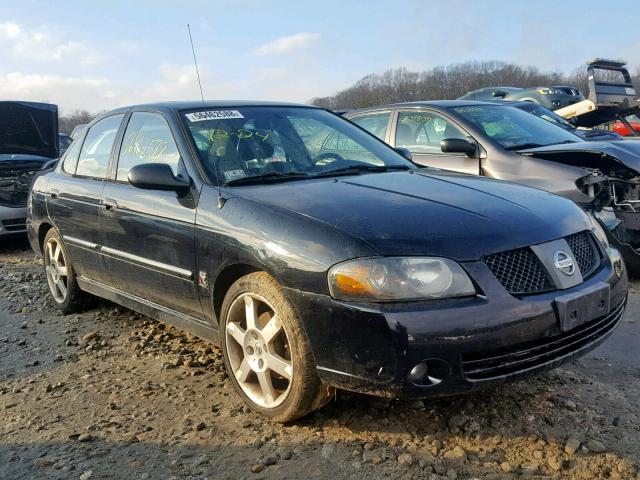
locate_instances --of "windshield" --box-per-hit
[454,105,582,150]
[181,107,413,184]
[515,103,574,130]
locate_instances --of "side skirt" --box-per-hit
[77,276,220,345]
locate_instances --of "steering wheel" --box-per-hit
[313,152,345,166]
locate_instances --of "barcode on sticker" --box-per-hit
[186,110,244,122]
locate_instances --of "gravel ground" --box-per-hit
[1,237,638,480]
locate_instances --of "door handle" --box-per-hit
[48,189,59,199]
[102,198,118,212]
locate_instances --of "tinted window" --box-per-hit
[350,111,390,140]
[395,111,467,154]
[75,114,124,178]
[117,112,180,181]
[61,138,82,174]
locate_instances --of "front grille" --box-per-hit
[485,232,601,295]
[484,248,553,295]
[2,218,26,232]
[566,231,600,278]
[462,300,625,381]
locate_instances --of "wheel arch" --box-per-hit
[37,221,55,254]
[212,262,262,323]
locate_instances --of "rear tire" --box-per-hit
[220,272,332,422]
[43,228,91,314]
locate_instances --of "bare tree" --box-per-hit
[58,110,97,134]
[311,60,636,111]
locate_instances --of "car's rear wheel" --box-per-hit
[43,228,90,314]
[220,272,331,422]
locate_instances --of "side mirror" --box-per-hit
[128,163,190,193]
[440,138,476,155]
[394,147,413,161]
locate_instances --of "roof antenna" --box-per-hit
[187,24,225,207]
[187,24,205,104]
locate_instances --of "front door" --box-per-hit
[393,110,480,175]
[99,111,203,319]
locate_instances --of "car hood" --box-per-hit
[233,171,590,260]
[572,129,622,142]
[520,141,640,173]
[0,101,59,159]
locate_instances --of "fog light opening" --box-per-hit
[408,359,450,387]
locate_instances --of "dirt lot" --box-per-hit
[1,237,638,480]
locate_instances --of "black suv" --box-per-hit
[28,102,628,421]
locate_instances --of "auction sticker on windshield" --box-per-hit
[186,110,244,122]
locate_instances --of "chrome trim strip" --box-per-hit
[101,246,192,279]
[64,235,98,249]
[316,366,372,381]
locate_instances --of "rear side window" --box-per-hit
[61,138,82,174]
[116,112,180,182]
[350,111,391,140]
[75,114,124,178]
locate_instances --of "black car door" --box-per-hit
[99,111,203,319]
[46,114,125,284]
[391,109,480,175]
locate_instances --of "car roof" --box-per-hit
[347,100,504,115]
[105,100,318,115]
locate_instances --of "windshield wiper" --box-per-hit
[224,171,310,186]
[504,143,545,151]
[310,164,411,178]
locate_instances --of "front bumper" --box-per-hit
[285,260,627,398]
[0,204,27,237]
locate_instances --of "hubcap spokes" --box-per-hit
[225,293,293,408]
[45,238,68,303]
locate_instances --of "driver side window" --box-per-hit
[395,111,467,155]
[116,112,180,182]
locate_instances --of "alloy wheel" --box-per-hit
[45,237,69,303]
[225,293,293,408]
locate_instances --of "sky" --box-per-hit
[1,0,639,114]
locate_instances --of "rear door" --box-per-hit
[99,111,203,319]
[392,109,480,174]
[46,114,125,284]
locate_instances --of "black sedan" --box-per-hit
[345,101,640,275]
[28,101,627,421]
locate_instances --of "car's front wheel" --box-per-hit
[43,228,90,314]
[220,272,331,422]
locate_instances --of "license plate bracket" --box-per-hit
[554,282,610,332]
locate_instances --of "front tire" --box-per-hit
[43,228,90,314]
[220,272,331,422]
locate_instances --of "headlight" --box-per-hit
[536,88,562,95]
[589,215,610,250]
[608,246,624,278]
[328,257,476,302]
[588,215,624,276]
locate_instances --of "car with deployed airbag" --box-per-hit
[29,101,627,421]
